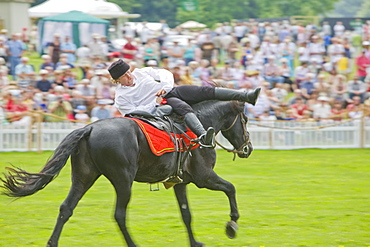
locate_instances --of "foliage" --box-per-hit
[331,0,365,17]
[0,149,369,246]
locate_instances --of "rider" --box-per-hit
[108,59,260,147]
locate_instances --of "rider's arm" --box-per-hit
[139,67,174,95]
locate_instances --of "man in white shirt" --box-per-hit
[108,59,261,147]
[328,37,345,64]
[307,35,325,64]
[333,21,345,37]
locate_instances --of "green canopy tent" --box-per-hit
[38,10,110,53]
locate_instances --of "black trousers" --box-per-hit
[164,85,215,116]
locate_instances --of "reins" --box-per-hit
[215,112,250,161]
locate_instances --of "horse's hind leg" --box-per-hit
[174,183,204,247]
[47,153,100,247]
[194,170,239,239]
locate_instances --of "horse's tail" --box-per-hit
[1,126,92,198]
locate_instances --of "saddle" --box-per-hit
[126,105,199,188]
[128,105,188,134]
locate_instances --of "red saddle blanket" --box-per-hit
[127,117,199,156]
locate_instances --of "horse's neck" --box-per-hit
[195,101,237,133]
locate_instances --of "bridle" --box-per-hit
[215,112,251,161]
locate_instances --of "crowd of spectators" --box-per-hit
[1,19,370,126]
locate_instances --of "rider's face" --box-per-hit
[116,70,134,87]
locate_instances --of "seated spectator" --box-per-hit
[279,58,293,92]
[290,97,309,120]
[331,74,348,102]
[0,57,9,75]
[0,69,9,89]
[70,90,87,110]
[263,55,283,88]
[74,105,90,126]
[91,56,107,70]
[48,96,73,122]
[294,61,309,89]
[271,82,288,103]
[301,73,316,100]
[96,80,114,100]
[35,69,52,93]
[347,76,367,102]
[90,69,109,91]
[51,70,67,88]
[314,74,331,96]
[63,69,78,90]
[245,93,271,119]
[91,99,113,121]
[312,95,332,120]
[40,54,55,70]
[179,67,194,85]
[330,99,347,121]
[15,57,34,88]
[55,56,75,71]
[346,96,363,119]
[75,79,96,105]
[288,89,304,106]
[3,92,31,125]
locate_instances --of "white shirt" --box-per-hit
[114,67,174,116]
[307,42,325,63]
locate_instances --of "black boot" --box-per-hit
[214,87,261,105]
[184,112,215,148]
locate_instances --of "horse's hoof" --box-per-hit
[192,242,204,247]
[225,220,238,239]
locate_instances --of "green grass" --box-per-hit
[0,149,369,247]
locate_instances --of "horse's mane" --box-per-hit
[192,100,245,124]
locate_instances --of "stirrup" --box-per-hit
[197,128,216,148]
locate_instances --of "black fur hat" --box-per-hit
[108,59,130,80]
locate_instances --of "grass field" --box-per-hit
[0,149,369,247]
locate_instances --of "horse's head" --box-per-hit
[194,100,253,158]
[219,102,253,159]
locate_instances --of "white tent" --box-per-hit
[179,21,207,29]
[29,0,140,19]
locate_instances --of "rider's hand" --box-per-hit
[155,89,166,96]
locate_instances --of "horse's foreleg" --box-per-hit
[195,172,239,239]
[111,177,136,247]
[174,183,204,247]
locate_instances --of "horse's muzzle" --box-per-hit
[238,141,253,158]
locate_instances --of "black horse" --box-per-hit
[1,100,253,247]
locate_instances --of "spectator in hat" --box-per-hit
[91,99,113,120]
[312,95,332,120]
[35,69,52,93]
[0,37,8,62]
[15,57,34,88]
[90,69,109,91]
[146,59,157,68]
[74,105,90,125]
[40,54,55,70]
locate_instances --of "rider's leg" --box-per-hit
[213,87,261,105]
[165,97,215,147]
[166,85,261,106]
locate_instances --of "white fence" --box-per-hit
[1,118,370,152]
